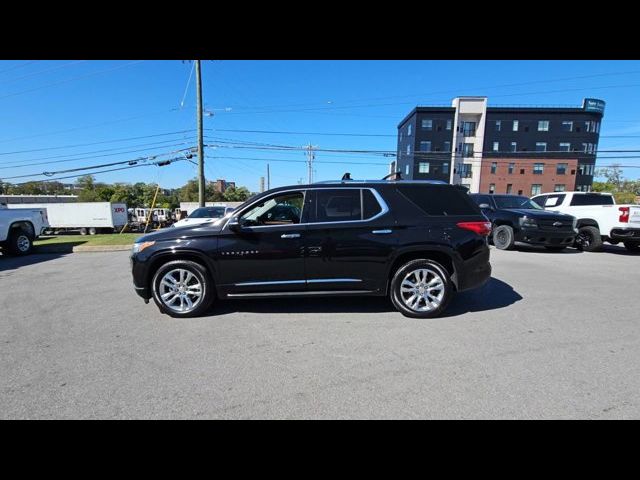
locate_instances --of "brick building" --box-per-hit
[396,97,605,195]
[213,179,236,194]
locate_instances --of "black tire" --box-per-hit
[151,259,215,318]
[623,241,640,253]
[575,226,603,252]
[79,227,88,236]
[88,227,97,235]
[544,246,566,251]
[390,258,454,319]
[7,228,33,256]
[492,225,515,250]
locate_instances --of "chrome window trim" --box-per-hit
[223,187,389,231]
[235,278,362,287]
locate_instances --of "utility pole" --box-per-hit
[195,60,205,207]
[259,176,265,193]
[305,143,317,184]
[267,163,270,190]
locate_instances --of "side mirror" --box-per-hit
[479,203,493,210]
[228,217,242,232]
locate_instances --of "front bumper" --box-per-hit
[516,227,577,246]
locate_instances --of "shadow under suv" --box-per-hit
[131,179,492,319]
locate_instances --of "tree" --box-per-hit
[222,186,251,202]
[595,165,623,189]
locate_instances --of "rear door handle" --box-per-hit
[281,233,301,239]
[372,229,392,234]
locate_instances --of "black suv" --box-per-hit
[469,194,577,251]
[131,180,492,319]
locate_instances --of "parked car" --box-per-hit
[469,194,577,251]
[130,179,492,319]
[0,204,49,255]
[531,191,640,252]
[172,206,229,229]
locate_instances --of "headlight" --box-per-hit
[132,241,155,254]
[520,217,538,228]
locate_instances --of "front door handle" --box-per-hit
[281,233,301,239]
[372,229,392,234]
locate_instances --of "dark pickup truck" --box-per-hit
[469,194,577,251]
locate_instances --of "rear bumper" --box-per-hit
[609,228,640,241]
[516,227,576,246]
[456,247,492,292]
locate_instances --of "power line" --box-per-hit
[0,60,87,85]
[207,128,396,137]
[0,60,38,75]
[0,60,145,101]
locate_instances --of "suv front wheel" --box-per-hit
[390,259,454,318]
[151,260,214,318]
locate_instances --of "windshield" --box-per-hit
[494,196,543,210]
[188,207,227,219]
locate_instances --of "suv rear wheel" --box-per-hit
[151,260,214,318]
[390,259,453,318]
[493,225,515,250]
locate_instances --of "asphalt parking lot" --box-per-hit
[1,245,639,419]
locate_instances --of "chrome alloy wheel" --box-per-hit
[17,235,31,252]
[159,268,203,313]
[400,267,445,312]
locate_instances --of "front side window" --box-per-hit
[418,162,430,173]
[240,191,304,227]
[421,119,433,130]
[538,120,549,131]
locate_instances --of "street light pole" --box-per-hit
[195,60,205,207]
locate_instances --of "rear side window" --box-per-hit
[397,185,480,216]
[363,189,382,219]
[315,189,362,222]
[570,194,614,206]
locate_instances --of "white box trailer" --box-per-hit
[7,202,127,235]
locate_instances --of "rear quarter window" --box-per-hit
[397,185,481,216]
[570,194,614,206]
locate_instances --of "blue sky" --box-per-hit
[1,60,640,192]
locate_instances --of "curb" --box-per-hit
[35,244,133,253]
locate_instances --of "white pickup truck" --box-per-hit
[0,204,49,255]
[531,191,640,252]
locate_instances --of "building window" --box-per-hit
[508,163,515,174]
[533,163,544,174]
[459,164,472,178]
[419,141,431,152]
[535,142,547,152]
[462,143,474,157]
[562,121,573,132]
[518,189,523,195]
[407,124,412,136]
[495,120,501,131]
[559,143,571,152]
[443,141,451,152]
[582,143,588,153]
[531,184,542,196]
[510,142,517,152]
[513,120,519,131]
[442,163,449,175]
[399,131,403,142]
[461,121,476,137]
[491,162,497,174]
[421,119,433,130]
[506,184,513,194]
[557,163,568,175]
[446,119,452,130]
[406,145,411,155]
[489,183,496,194]
[554,184,566,192]
[492,141,499,152]
[578,163,595,176]
[538,120,549,131]
[405,165,410,176]
[418,162,430,173]
[595,122,600,133]
[587,143,593,154]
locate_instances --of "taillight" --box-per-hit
[457,221,492,236]
[619,207,630,223]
